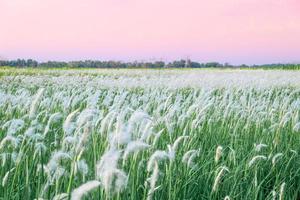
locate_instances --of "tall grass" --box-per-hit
[0,69,300,199]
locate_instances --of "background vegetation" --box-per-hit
[1,59,300,69]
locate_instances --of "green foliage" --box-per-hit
[1,59,300,69]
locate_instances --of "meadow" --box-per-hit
[0,68,300,200]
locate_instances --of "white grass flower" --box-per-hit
[76,108,97,128]
[215,146,223,164]
[0,135,19,150]
[187,151,199,169]
[34,142,47,158]
[5,119,25,135]
[279,182,286,200]
[293,122,300,132]
[11,151,23,165]
[171,136,189,154]
[29,88,45,119]
[129,110,151,124]
[75,160,89,176]
[248,155,267,168]
[50,151,72,163]
[96,149,120,178]
[151,129,164,146]
[147,150,170,172]
[0,153,8,167]
[101,168,128,193]
[272,153,283,166]
[224,196,230,200]
[71,180,101,200]
[46,151,72,176]
[23,125,43,141]
[63,109,80,135]
[62,136,76,149]
[140,121,153,141]
[182,149,200,169]
[254,143,268,152]
[52,167,66,182]
[147,161,160,200]
[228,148,236,165]
[110,125,131,147]
[2,168,15,187]
[271,190,276,200]
[212,166,229,192]
[100,111,116,135]
[75,123,92,154]
[167,145,175,161]
[44,112,63,136]
[290,149,297,155]
[123,141,150,160]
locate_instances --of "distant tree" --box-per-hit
[204,62,223,68]
[153,61,165,68]
[167,60,186,68]
[184,59,191,68]
[1,58,300,69]
[190,61,201,68]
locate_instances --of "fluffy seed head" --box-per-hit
[29,88,45,119]
[71,180,101,200]
[147,150,170,172]
[215,146,223,164]
[123,141,150,160]
[254,143,268,152]
[279,182,286,200]
[248,155,267,168]
[272,153,283,166]
[212,166,229,192]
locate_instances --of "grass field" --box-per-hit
[0,68,300,200]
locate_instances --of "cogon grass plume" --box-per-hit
[182,149,200,169]
[96,149,120,177]
[254,143,268,152]
[228,147,236,166]
[63,109,80,135]
[152,129,164,146]
[123,141,150,160]
[96,149,128,193]
[212,166,229,192]
[248,155,267,168]
[224,196,230,200]
[147,150,170,172]
[0,135,19,150]
[167,136,189,160]
[271,190,277,200]
[71,180,101,200]
[2,167,15,187]
[292,122,300,132]
[43,112,63,136]
[29,88,45,119]
[3,119,25,136]
[146,161,160,200]
[279,182,286,200]
[100,168,128,193]
[215,145,223,164]
[272,153,283,167]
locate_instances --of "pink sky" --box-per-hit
[0,0,299,64]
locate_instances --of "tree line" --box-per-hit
[0,59,300,69]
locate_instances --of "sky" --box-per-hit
[0,0,299,65]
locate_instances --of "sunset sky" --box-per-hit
[0,0,299,64]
